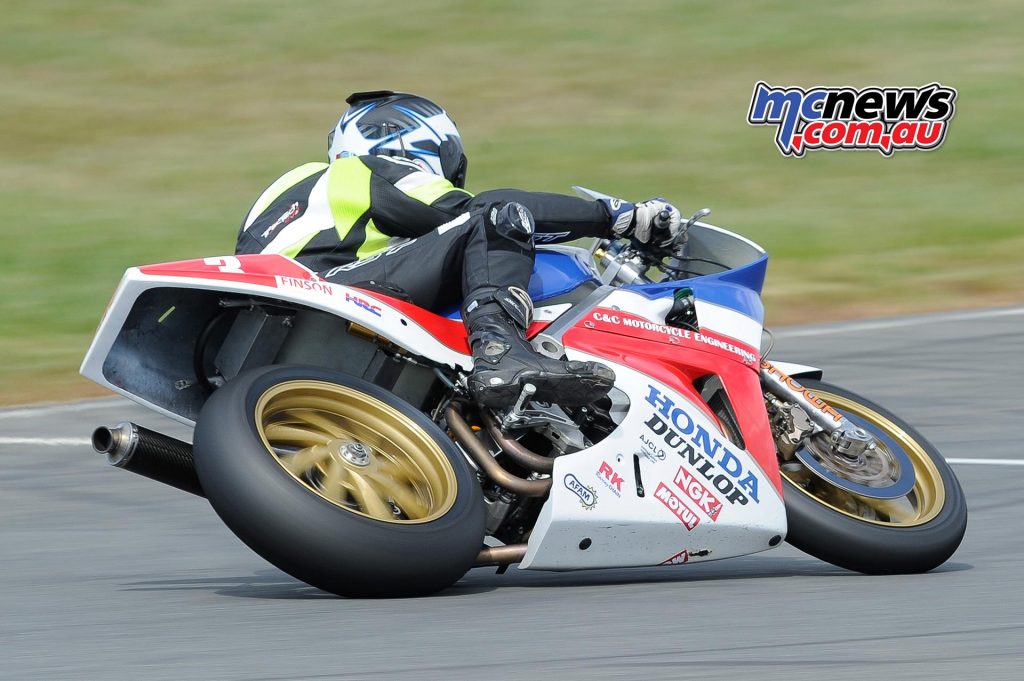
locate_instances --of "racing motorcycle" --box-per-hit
[82,188,967,597]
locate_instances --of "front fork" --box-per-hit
[759,359,877,459]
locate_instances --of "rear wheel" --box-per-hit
[193,365,485,597]
[781,380,967,574]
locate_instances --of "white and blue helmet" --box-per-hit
[328,90,468,188]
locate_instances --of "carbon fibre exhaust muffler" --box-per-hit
[92,422,205,497]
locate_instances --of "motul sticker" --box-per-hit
[653,482,700,531]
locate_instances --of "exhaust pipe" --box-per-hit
[475,543,528,567]
[92,422,205,497]
[446,405,551,497]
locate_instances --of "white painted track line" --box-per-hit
[773,305,1024,338]
[0,437,92,446]
[0,304,1019,464]
[1,435,1023,468]
[945,458,1024,467]
[0,306,1019,419]
[0,397,122,420]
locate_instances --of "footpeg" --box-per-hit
[510,383,536,418]
[500,382,576,430]
[502,383,536,428]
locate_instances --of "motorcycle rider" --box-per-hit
[236,90,681,408]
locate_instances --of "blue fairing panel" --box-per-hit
[444,247,600,319]
[626,254,768,323]
[529,249,600,300]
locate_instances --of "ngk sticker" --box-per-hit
[673,466,723,521]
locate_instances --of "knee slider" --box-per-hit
[489,202,535,246]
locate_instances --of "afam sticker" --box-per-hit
[564,474,597,510]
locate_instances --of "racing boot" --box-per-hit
[463,286,616,409]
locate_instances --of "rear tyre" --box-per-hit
[193,364,485,597]
[781,380,967,574]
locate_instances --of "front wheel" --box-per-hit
[781,379,967,574]
[192,365,485,597]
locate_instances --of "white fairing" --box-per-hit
[769,361,823,379]
[520,354,787,570]
[82,254,792,572]
[80,266,474,425]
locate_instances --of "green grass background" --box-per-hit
[2,0,1021,405]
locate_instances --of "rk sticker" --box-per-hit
[596,460,624,497]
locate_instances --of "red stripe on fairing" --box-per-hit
[718,362,784,496]
[350,288,550,356]
[562,325,783,497]
[583,308,759,367]
[355,291,470,354]
[140,254,313,287]
[138,255,551,360]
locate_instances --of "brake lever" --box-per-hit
[671,207,712,249]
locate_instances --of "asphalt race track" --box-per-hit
[2,306,1022,681]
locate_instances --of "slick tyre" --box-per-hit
[781,380,967,574]
[192,365,485,597]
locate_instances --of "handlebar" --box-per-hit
[594,206,724,287]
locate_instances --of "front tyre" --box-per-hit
[192,365,485,597]
[782,380,967,574]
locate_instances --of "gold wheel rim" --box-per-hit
[255,380,457,524]
[782,390,945,527]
